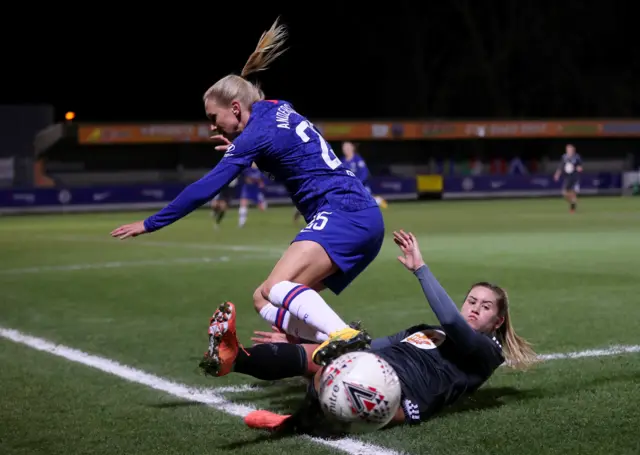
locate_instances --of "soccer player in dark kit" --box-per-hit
[554,143,583,213]
[203,230,538,434]
[210,177,237,229]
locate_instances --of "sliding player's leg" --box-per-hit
[200,304,320,377]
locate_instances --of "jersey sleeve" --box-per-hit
[143,127,270,232]
[413,265,495,355]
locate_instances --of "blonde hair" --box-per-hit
[203,17,288,108]
[469,282,539,370]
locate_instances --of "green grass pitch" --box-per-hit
[1,197,639,455]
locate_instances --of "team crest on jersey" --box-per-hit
[401,329,446,350]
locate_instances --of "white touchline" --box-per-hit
[0,327,404,455]
[2,327,639,454]
[537,345,640,360]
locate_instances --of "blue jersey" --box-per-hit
[344,154,370,186]
[144,100,377,232]
[242,167,264,186]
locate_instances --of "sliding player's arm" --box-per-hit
[412,265,484,351]
[394,230,487,352]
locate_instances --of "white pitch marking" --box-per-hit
[0,327,404,455]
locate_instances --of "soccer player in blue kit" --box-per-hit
[293,141,385,222]
[341,141,387,208]
[238,163,267,228]
[110,18,384,366]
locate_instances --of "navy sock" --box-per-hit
[233,343,307,380]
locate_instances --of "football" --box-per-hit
[317,351,402,434]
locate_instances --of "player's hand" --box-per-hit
[251,326,301,345]
[110,221,147,240]
[393,229,425,272]
[210,134,232,152]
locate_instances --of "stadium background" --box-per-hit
[1,4,640,455]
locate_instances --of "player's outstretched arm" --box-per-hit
[143,163,244,233]
[110,162,244,239]
[393,230,482,349]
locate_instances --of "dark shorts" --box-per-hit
[562,174,579,191]
[213,186,235,204]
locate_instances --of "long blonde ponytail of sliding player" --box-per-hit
[203,17,288,109]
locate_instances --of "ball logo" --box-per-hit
[343,381,392,422]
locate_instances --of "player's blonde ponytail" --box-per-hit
[471,282,539,370]
[203,17,288,108]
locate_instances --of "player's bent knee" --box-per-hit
[253,284,269,312]
[254,280,294,311]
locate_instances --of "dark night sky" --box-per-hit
[3,1,637,123]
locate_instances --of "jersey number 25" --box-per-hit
[295,121,342,170]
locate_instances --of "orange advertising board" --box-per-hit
[77,119,640,144]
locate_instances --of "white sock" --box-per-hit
[259,304,328,342]
[238,206,248,227]
[268,281,348,336]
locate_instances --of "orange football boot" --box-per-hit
[244,410,292,431]
[199,302,240,376]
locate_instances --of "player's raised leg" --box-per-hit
[254,240,348,338]
[256,248,371,367]
[254,207,384,365]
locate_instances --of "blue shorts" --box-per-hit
[292,206,385,294]
[240,184,265,204]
